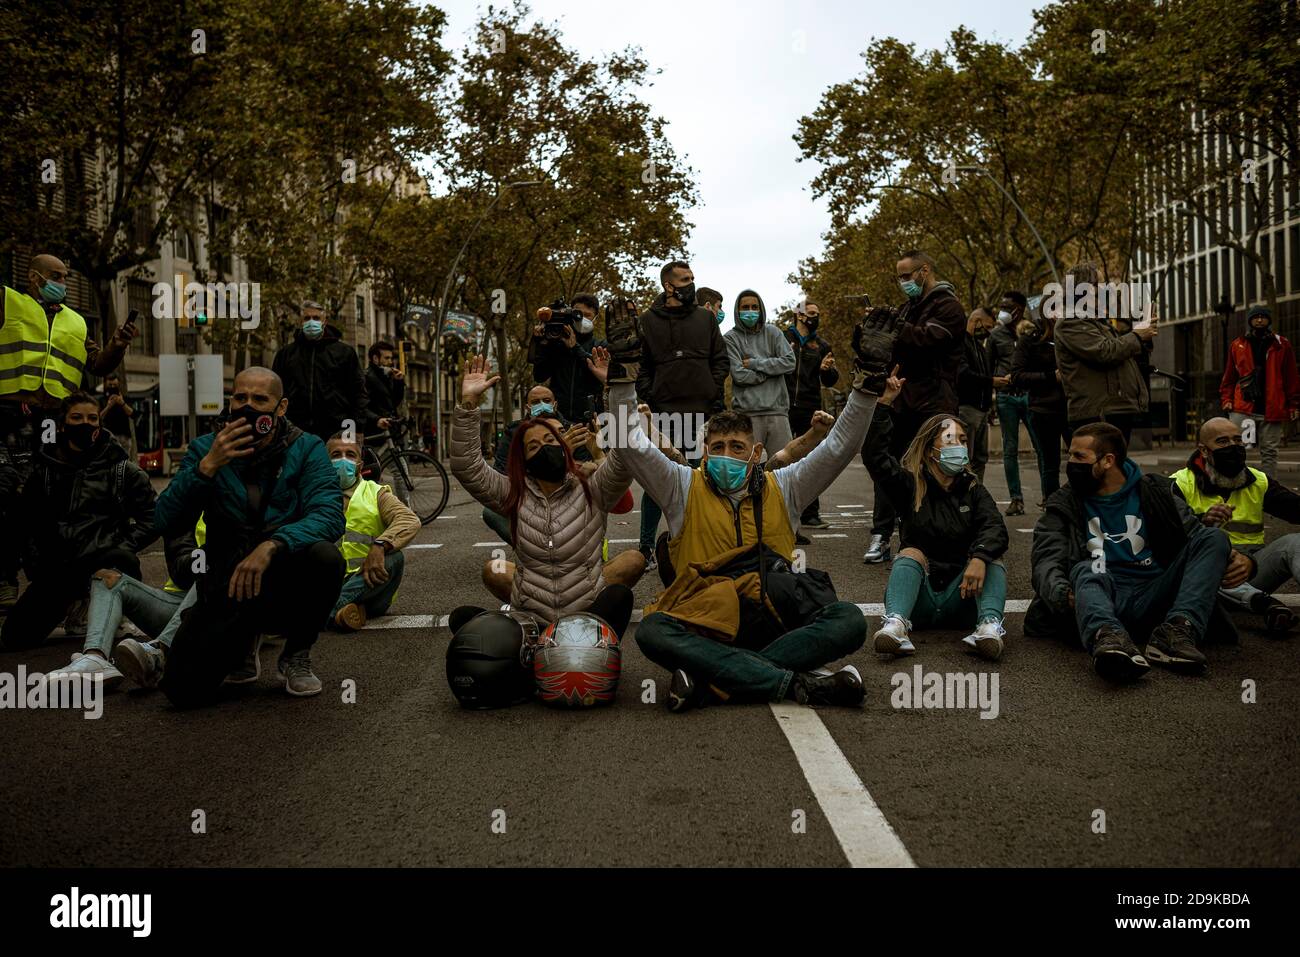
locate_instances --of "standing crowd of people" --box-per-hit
[4,249,1300,713]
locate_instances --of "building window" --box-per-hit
[172,197,198,264]
[127,279,158,356]
[1290,225,1300,297]
[356,294,366,326]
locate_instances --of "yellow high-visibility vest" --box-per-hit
[0,286,88,399]
[340,480,388,573]
[164,515,207,594]
[668,467,796,573]
[1171,466,1268,547]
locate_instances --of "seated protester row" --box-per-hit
[600,306,903,712]
[1170,417,1300,635]
[450,354,642,641]
[1027,423,1238,683]
[154,367,346,706]
[325,433,421,632]
[866,368,1010,661]
[0,392,157,651]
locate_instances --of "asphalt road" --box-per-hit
[2,450,1298,868]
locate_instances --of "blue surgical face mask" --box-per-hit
[39,276,67,304]
[937,444,969,475]
[738,310,760,328]
[529,402,556,418]
[705,452,752,492]
[333,457,359,488]
[900,279,923,299]
[715,309,725,324]
[303,319,324,339]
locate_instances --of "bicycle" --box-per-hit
[362,421,450,525]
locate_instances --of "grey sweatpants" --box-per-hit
[748,413,794,463]
[1218,532,1300,608]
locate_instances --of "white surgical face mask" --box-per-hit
[578,318,593,335]
[997,310,1012,324]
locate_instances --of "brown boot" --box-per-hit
[334,603,367,632]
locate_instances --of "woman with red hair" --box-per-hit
[449,353,644,638]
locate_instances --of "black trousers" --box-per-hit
[451,584,635,639]
[160,541,344,708]
[1069,411,1143,448]
[1028,410,1075,498]
[0,548,141,651]
[788,406,820,522]
[864,407,929,538]
[0,403,44,584]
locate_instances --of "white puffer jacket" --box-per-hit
[451,406,633,622]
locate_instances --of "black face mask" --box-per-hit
[804,316,820,333]
[524,443,567,483]
[672,282,696,307]
[230,403,277,438]
[1252,325,1271,337]
[1211,444,1248,478]
[1066,460,1103,498]
[63,423,99,450]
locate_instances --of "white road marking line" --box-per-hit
[1016,528,1034,534]
[359,594,1300,630]
[435,515,459,520]
[839,504,865,508]
[472,542,504,547]
[813,534,848,538]
[406,543,444,549]
[770,703,916,868]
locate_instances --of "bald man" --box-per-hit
[152,366,346,706]
[1170,416,1300,635]
[0,253,138,607]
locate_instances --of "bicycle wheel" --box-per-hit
[387,450,450,524]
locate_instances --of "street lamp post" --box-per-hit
[430,179,542,461]
[956,165,1061,290]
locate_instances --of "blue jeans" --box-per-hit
[330,550,405,623]
[636,601,866,702]
[84,575,196,656]
[1070,526,1230,649]
[996,393,1041,501]
[885,558,1007,629]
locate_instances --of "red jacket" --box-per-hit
[1220,332,1300,422]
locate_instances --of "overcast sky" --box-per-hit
[431,0,1039,322]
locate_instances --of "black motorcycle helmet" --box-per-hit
[446,611,538,709]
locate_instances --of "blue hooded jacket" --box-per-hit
[1082,458,1160,577]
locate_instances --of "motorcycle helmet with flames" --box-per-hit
[446,611,538,709]
[531,612,621,707]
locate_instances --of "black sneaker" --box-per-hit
[1004,498,1025,516]
[795,532,811,546]
[1144,617,1208,675]
[802,515,830,529]
[1251,593,1297,637]
[1091,626,1149,682]
[666,669,705,713]
[792,665,865,707]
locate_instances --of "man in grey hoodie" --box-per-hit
[724,290,797,457]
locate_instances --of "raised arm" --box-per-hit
[449,355,511,514]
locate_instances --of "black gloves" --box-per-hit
[850,306,902,395]
[605,309,642,384]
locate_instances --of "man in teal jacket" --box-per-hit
[154,366,345,706]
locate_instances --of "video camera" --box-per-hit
[537,300,583,340]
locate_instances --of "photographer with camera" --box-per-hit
[528,294,606,424]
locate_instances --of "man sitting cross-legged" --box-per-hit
[1169,416,1300,636]
[1027,423,1236,682]
[598,306,903,711]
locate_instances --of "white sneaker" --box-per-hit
[962,619,1005,661]
[873,615,915,656]
[47,652,123,692]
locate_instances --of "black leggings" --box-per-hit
[1028,410,1075,497]
[451,584,635,638]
